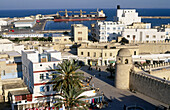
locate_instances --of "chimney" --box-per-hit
[117,5,120,9]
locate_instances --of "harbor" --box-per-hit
[141,16,170,19]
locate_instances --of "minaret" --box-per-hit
[115,48,132,89]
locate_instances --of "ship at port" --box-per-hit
[53,9,107,22]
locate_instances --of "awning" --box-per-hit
[109,61,115,63]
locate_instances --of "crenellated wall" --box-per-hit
[129,71,170,105]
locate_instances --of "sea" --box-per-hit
[0,9,170,30]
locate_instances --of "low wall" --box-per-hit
[129,71,170,105]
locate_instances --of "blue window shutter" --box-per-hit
[40,86,44,92]
[46,73,49,79]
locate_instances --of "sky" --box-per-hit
[0,0,170,10]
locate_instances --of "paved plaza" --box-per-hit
[78,66,169,110]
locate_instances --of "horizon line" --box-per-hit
[1,8,170,10]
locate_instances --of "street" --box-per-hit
[78,66,168,110]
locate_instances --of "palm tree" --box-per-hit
[54,85,89,110]
[52,60,85,93]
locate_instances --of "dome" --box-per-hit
[117,48,131,57]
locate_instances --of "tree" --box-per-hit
[54,85,89,110]
[52,60,84,93]
[106,64,115,78]
[14,38,19,42]
[32,37,38,41]
[24,37,30,41]
[52,60,89,110]
[47,37,52,41]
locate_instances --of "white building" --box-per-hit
[133,54,170,64]
[14,20,36,28]
[92,21,125,42]
[116,9,141,25]
[92,6,142,42]
[9,49,101,110]
[122,28,166,43]
[3,33,44,38]
[9,50,61,110]
[0,39,24,53]
[0,18,13,26]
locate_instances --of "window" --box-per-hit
[105,53,107,57]
[40,64,42,66]
[40,74,44,80]
[146,35,149,38]
[64,39,67,41]
[153,35,156,38]
[78,37,82,41]
[78,32,82,34]
[81,52,83,55]
[100,53,102,57]
[113,27,116,30]
[88,52,90,56]
[110,53,112,56]
[161,35,164,38]
[46,73,49,79]
[118,27,120,30]
[125,59,128,64]
[46,86,49,92]
[107,27,110,30]
[134,51,136,55]
[127,35,130,38]
[3,70,5,75]
[94,52,96,57]
[40,86,45,92]
[133,35,136,40]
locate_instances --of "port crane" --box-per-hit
[59,9,72,17]
[74,10,86,17]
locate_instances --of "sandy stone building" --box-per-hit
[71,24,88,42]
[115,48,133,89]
[78,42,139,66]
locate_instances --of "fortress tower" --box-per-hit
[115,48,132,89]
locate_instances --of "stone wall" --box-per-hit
[150,69,170,80]
[138,43,170,54]
[129,71,170,105]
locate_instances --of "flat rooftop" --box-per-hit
[15,20,35,23]
[24,50,36,54]
[10,89,30,96]
[6,51,21,57]
[3,82,27,90]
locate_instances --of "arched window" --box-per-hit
[125,59,128,64]
[118,58,122,63]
